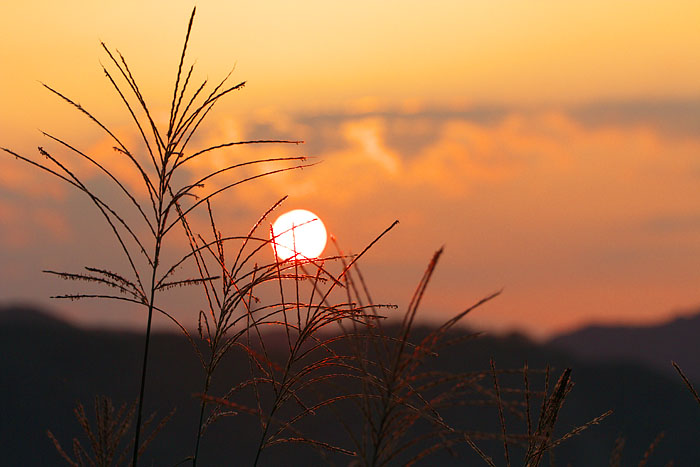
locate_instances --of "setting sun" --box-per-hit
[270,209,327,261]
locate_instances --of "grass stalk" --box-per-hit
[132,239,161,466]
[4,7,309,465]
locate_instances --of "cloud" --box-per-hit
[572,99,700,138]
[215,105,700,336]
[0,151,67,200]
[0,199,71,247]
[3,101,700,337]
[644,213,700,234]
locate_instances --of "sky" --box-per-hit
[1,1,700,339]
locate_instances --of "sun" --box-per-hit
[271,209,328,261]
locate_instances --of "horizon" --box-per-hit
[3,300,699,344]
[2,1,700,339]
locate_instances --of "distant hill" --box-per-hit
[0,304,74,328]
[2,304,699,465]
[549,312,700,382]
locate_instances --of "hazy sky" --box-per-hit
[2,1,700,338]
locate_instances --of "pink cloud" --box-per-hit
[3,103,700,337]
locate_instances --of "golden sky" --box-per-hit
[2,1,700,338]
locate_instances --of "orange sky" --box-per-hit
[2,1,700,338]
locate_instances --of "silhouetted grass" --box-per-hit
[2,6,307,466]
[46,396,173,467]
[5,6,695,467]
[673,361,700,407]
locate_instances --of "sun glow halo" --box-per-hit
[271,209,327,261]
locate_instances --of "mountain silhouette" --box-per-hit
[2,304,698,465]
[549,311,700,382]
[0,304,74,329]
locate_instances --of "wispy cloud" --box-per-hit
[3,100,700,337]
